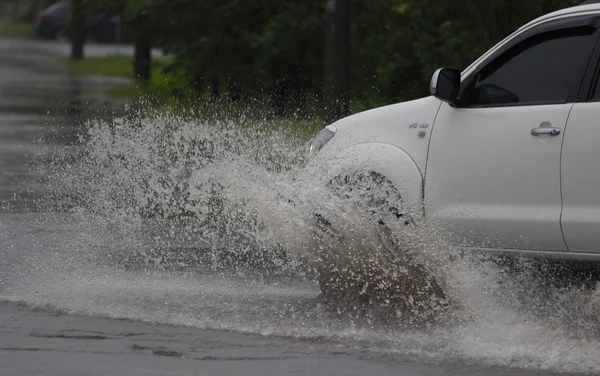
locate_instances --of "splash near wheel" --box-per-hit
[312,171,451,326]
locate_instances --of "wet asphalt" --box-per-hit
[0,37,590,376]
[1,301,580,376]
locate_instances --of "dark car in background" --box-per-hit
[33,0,132,44]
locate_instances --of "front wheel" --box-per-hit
[311,171,450,325]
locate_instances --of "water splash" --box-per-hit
[24,108,457,328]
[37,113,310,274]
[6,108,600,374]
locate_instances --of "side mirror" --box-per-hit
[430,68,461,104]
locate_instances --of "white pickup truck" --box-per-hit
[309,1,600,283]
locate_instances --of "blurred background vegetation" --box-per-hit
[0,0,585,122]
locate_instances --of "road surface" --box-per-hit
[0,36,598,376]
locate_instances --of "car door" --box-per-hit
[561,39,600,254]
[424,19,599,253]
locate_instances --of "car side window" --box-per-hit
[463,27,595,107]
[593,80,600,101]
[590,59,600,100]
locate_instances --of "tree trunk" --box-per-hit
[69,0,85,60]
[0,3,7,20]
[134,35,152,84]
[323,0,350,125]
[10,0,19,22]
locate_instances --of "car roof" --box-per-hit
[514,1,600,33]
[42,1,68,14]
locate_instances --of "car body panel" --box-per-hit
[561,102,600,254]
[33,0,132,43]
[33,0,68,38]
[308,96,443,211]
[424,102,572,252]
[309,142,424,211]
[321,96,443,175]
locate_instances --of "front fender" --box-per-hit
[306,142,424,214]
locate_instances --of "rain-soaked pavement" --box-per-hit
[0,301,578,376]
[0,37,597,376]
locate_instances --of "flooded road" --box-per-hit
[0,37,599,376]
[1,301,581,376]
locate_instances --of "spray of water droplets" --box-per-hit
[6,107,600,374]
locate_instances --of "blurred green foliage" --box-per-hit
[85,0,582,117]
[63,54,171,79]
[0,20,33,37]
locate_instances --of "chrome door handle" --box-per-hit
[531,127,561,136]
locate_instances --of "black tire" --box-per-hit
[312,171,450,325]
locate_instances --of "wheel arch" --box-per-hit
[312,142,424,216]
